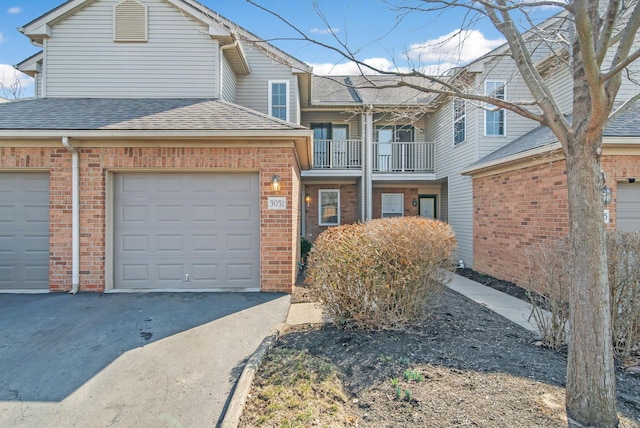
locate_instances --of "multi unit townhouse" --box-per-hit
[0,0,638,294]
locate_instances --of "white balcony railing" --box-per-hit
[313,139,362,169]
[372,141,435,173]
[311,140,435,173]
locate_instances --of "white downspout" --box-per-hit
[62,136,80,294]
[360,110,366,221]
[365,106,374,221]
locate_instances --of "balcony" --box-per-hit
[313,139,362,169]
[309,140,435,174]
[373,141,435,173]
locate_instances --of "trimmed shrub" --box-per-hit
[305,217,456,330]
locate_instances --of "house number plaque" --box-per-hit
[268,197,287,210]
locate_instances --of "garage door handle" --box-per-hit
[185,274,190,284]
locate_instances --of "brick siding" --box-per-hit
[303,183,359,241]
[473,155,640,292]
[1,144,300,293]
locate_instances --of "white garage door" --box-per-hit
[0,173,50,290]
[113,173,260,290]
[617,181,640,232]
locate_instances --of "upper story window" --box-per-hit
[319,189,340,226]
[269,80,290,121]
[113,0,148,42]
[485,81,506,136]
[453,98,466,145]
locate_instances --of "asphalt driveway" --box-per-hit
[0,292,290,427]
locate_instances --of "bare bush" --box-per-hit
[526,239,570,349]
[305,217,456,330]
[608,231,640,361]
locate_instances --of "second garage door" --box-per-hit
[113,173,260,290]
[617,181,640,232]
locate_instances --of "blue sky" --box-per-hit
[0,0,556,97]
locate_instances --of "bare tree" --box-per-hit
[248,0,640,426]
[0,69,25,100]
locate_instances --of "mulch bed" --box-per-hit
[242,269,640,426]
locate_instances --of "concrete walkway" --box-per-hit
[287,274,542,334]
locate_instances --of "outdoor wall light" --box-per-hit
[305,194,311,207]
[412,198,418,207]
[601,185,612,206]
[271,175,281,192]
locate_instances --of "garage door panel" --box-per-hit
[120,204,148,223]
[121,264,148,281]
[114,172,260,290]
[156,234,184,252]
[618,182,640,232]
[0,173,50,290]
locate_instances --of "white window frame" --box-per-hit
[268,80,290,122]
[484,80,506,137]
[381,193,404,218]
[453,98,466,145]
[318,189,340,226]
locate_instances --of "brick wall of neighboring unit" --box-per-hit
[303,183,359,242]
[1,144,300,293]
[473,154,640,292]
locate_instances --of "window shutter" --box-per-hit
[114,0,148,42]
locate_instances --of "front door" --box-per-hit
[419,195,437,219]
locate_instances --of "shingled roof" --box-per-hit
[311,75,442,108]
[466,99,640,172]
[0,98,306,131]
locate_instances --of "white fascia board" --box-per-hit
[20,0,96,36]
[461,142,562,176]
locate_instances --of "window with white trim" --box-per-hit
[319,189,340,226]
[485,81,506,136]
[113,0,148,42]
[269,80,289,121]
[453,98,466,145]
[381,193,404,218]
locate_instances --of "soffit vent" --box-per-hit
[114,0,148,42]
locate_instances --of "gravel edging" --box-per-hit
[219,323,286,428]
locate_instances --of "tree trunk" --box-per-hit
[564,131,618,426]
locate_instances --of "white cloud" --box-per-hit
[7,6,22,14]
[310,27,340,35]
[0,32,6,45]
[0,64,34,94]
[309,57,411,75]
[406,29,505,66]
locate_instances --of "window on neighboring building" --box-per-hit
[453,98,466,145]
[319,189,340,226]
[485,81,506,136]
[381,193,404,218]
[269,80,289,121]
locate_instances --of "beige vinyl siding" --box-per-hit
[236,44,300,123]
[439,180,449,223]
[425,97,476,267]
[36,74,43,98]
[220,52,237,103]
[476,58,541,160]
[44,0,219,98]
